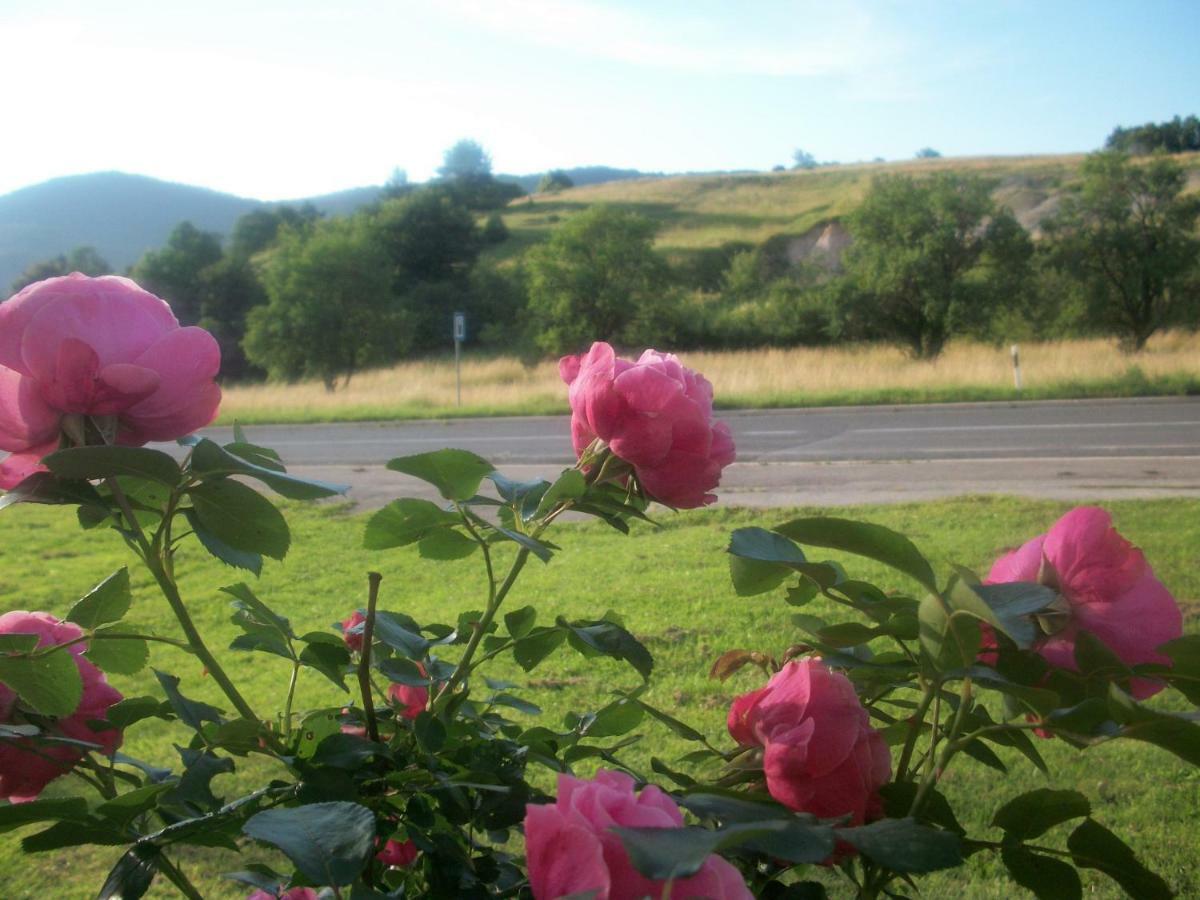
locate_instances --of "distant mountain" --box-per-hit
[0,172,385,293]
[0,166,660,293]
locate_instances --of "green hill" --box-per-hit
[490,152,1200,265]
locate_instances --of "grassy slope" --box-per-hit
[486,151,1200,263]
[0,495,1197,898]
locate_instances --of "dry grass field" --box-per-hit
[217,331,1200,424]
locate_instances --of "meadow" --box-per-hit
[0,493,1197,898]
[216,331,1200,424]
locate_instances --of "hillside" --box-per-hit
[489,152,1200,266]
[0,172,389,292]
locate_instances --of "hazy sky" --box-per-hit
[2,0,1197,200]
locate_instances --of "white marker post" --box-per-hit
[453,312,466,407]
[1011,343,1022,393]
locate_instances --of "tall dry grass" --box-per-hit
[217,332,1200,424]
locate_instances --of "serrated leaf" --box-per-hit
[992,789,1091,840]
[186,509,263,574]
[836,818,962,873]
[504,606,537,640]
[386,449,494,501]
[188,479,290,561]
[0,646,82,717]
[243,802,376,887]
[513,628,566,671]
[189,437,346,499]
[67,569,131,629]
[418,527,478,560]
[154,670,223,730]
[363,499,460,550]
[775,517,938,594]
[1067,819,1171,900]
[560,618,653,681]
[0,472,106,511]
[43,446,181,486]
[86,636,149,675]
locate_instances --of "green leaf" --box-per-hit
[513,628,566,671]
[727,527,808,596]
[918,595,981,671]
[624,696,706,743]
[243,802,376,887]
[0,472,106,511]
[675,793,837,864]
[613,823,783,881]
[189,479,290,561]
[1067,819,1172,900]
[560,618,653,681]
[972,582,1060,649]
[1001,845,1083,900]
[186,509,263,574]
[43,446,182,486]
[97,844,162,900]
[386,449,494,501]
[504,606,537,640]
[836,818,962,873]
[992,789,1091,840]
[223,583,294,639]
[0,646,82,717]
[1154,635,1200,704]
[363,499,460,550]
[372,612,430,660]
[413,712,446,753]
[584,699,645,738]
[100,696,173,731]
[299,641,351,691]
[311,733,386,769]
[774,517,938,594]
[188,437,347,499]
[164,747,235,814]
[86,636,149,675]
[418,528,478,560]
[535,469,587,518]
[154,670,223,730]
[492,525,557,563]
[879,783,964,836]
[67,569,132,629]
[1107,684,1200,766]
[488,472,550,520]
[0,798,91,835]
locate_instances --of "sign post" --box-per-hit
[1011,343,1022,393]
[453,312,466,407]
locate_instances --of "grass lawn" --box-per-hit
[0,494,1197,898]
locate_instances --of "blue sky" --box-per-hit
[1,0,1196,200]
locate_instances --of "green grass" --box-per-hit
[1,495,1198,898]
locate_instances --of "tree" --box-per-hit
[131,222,223,324]
[374,190,481,287]
[525,206,672,354]
[915,147,942,159]
[1105,115,1200,155]
[229,205,320,259]
[10,246,112,293]
[840,173,1032,358]
[537,170,574,194]
[1042,151,1200,351]
[243,218,405,388]
[195,256,267,379]
[792,149,817,170]
[438,139,492,179]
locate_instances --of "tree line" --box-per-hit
[11,144,1199,386]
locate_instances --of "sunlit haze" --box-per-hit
[2,0,1197,199]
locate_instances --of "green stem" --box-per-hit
[30,631,193,657]
[909,677,972,819]
[105,477,259,723]
[155,853,205,900]
[895,679,938,781]
[357,572,383,743]
[283,659,300,742]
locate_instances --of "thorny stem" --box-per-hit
[909,677,973,819]
[358,572,384,742]
[895,679,938,781]
[105,476,259,723]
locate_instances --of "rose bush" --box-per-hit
[559,341,735,507]
[0,282,1195,900]
[524,770,751,899]
[727,658,891,824]
[0,273,221,487]
[0,611,122,802]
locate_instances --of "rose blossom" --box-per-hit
[247,888,319,900]
[388,679,429,720]
[524,769,751,900]
[0,611,123,802]
[340,610,366,652]
[0,273,221,489]
[985,506,1182,699]
[558,341,735,508]
[377,837,420,868]
[728,658,891,825]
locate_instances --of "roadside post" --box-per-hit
[1011,343,1022,393]
[454,312,466,407]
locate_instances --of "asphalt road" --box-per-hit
[178,398,1200,509]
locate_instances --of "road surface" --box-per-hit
[176,398,1200,509]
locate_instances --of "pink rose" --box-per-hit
[388,680,429,721]
[559,342,735,508]
[340,610,366,652]
[728,659,891,825]
[377,837,420,868]
[247,889,319,900]
[524,769,751,900]
[0,273,221,488]
[0,611,123,802]
[986,506,1182,699]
